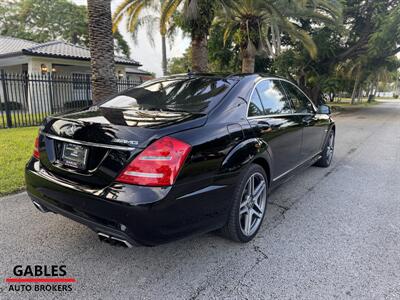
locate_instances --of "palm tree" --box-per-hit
[160,0,217,72]
[342,55,400,104]
[87,0,117,103]
[221,0,342,73]
[112,0,176,76]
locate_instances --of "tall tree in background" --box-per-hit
[273,0,400,103]
[0,0,88,45]
[112,0,174,75]
[160,0,216,72]
[0,0,131,57]
[87,0,117,103]
[221,0,342,73]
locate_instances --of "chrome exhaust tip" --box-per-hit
[110,236,133,248]
[32,200,49,213]
[97,232,133,248]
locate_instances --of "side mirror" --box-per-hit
[317,104,331,115]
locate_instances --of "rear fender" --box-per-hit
[220,138,272,177]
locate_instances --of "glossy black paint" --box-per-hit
[26,73,335,246]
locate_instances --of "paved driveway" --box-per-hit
[1,101,400,299]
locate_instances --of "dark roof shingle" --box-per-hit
[0,36,39,56]
[0,36,141,66]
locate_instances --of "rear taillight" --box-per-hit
[33,136,40,159]
[116,136,191,187]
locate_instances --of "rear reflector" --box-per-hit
[33,136,40,159]
[116,136,191,186]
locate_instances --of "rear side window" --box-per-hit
[280,81,314,114]
[101,77,234,113]
[255,80,292,115]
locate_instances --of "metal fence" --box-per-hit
[0,71,142,128]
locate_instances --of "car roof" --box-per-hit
[159,72,291,82]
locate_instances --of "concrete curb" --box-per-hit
[0,190,27,200]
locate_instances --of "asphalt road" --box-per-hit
[1,101,400,299]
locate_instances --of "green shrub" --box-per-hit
[63,100,92,109]
[0,102,23,111]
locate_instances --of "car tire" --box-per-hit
[220,164,268,243]
[315,130,335,168]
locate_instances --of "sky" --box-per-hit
[73,0,190,76]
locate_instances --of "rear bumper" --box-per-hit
[28,193,141,247]
[25,159,232,246]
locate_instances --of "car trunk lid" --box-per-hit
[38,107,206,187]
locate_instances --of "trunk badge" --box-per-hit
[111,138,139,146]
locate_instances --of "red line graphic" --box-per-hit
[5,277,76,283]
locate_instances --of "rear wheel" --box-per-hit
[220,164,268,243]
[315,130,335,167]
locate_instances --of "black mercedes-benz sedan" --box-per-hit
[25,73,335,246]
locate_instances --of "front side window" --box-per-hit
[280,81,314,114]
[255,80,292,115]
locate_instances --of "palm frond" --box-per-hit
[112,0,137,33]
[223,21,239,46]
[127,1,146,34]
[137,14,159,46]
[314,0,343,21]
[160,0,182,36]
[286,25,318,58]
[183,0,199,20]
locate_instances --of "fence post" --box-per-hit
[86,74,91,106]
[47,72,54,114]
[1,70,12,128]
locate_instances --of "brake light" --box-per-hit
[116,136,191,186]
[33,136,40,159]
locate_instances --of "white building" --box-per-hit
[0,36,152,81]
[0,36,153,119]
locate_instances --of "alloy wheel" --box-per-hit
[326,133,335,163]
[239,172,267,236]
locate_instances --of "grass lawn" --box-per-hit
[0,127,38,196]
[329,101,379,107]
[328,100,379,113]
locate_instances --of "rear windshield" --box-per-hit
[100,77,235,113]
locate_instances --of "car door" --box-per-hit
[247,79,303,180]
[280,80,327,161]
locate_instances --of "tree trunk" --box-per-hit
[373,80,378,96]
[87,0,117,103]
[275,25,281,56]
[351,77,360,105]
[329,92,335,102]
[241,41,256,73]
[298,71,306,90]
[357,86,363,103]
[310,85,322,105]
[365,84,371,98]
[161,35,167,76]
[265,32,274,59]
[241,51,255,73]
[191,33,208,72]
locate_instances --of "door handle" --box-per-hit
[256,120,272,132]
[302,117,315,126]
[257,120,270,127]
